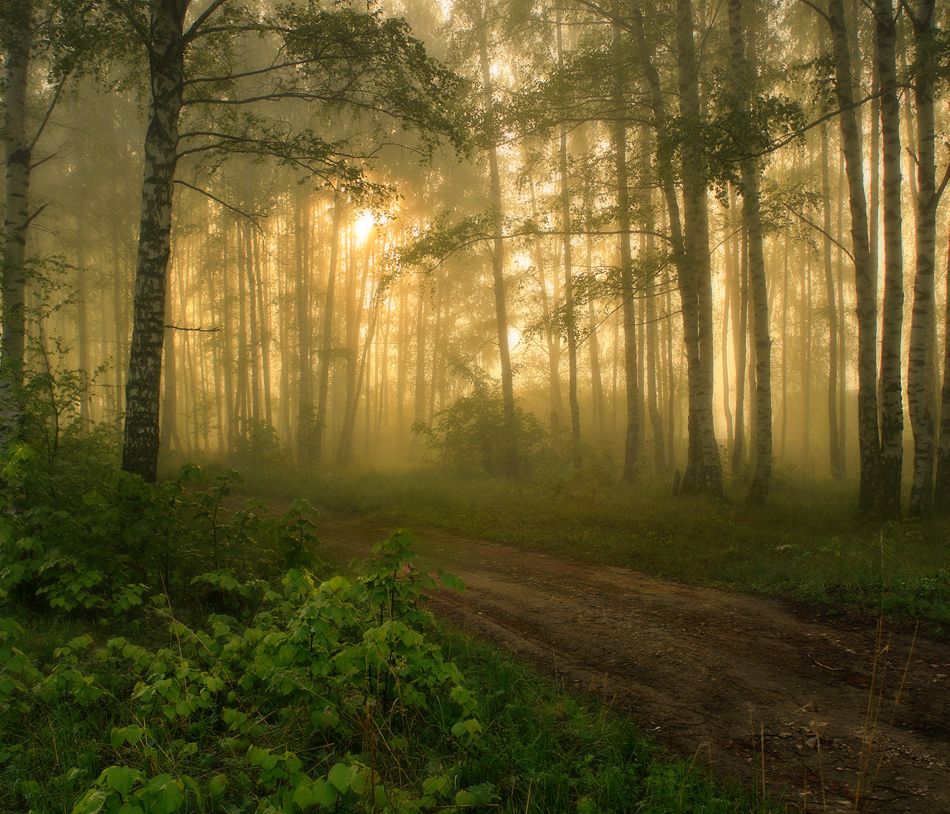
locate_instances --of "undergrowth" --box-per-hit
[0,440,770,812]
[238,465,950,630]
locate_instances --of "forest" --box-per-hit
[1,0,949,810]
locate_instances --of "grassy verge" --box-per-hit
[1,444,770,813]
[240,464,950,629]
[2,601,770,814]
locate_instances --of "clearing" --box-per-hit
[311,512,950,813]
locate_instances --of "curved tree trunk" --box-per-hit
[630,4,693,488]
[122,0,188,482]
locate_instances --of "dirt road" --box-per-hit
[313,513,950,812]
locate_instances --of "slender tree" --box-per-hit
[910,0,942,513]
[675,0,724,497]
[874,0,904,517]
[826,0,879,512]
[728,0,772,505]
[612,13,640,481]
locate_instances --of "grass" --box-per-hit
[2,600,774,813]
[438,627,773,813]
[239,463,950,630]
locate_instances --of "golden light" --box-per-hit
[354,211,375,245]
[507,325,523,351]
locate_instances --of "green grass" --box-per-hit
[241,464,950,630]
[2,603,774,814]
[438,628,773,813]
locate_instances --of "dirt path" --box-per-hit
[312,512,950,812]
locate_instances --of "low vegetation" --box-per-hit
[1,441,767,812]
[240,463,950,631]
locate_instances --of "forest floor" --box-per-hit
[298,509,950,814]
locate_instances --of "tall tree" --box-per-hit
[874,0,904,517]
[121,0,187,481]
[111,0,464,480]
[728,0,772,505]
[555,6,581,469]
[910,0,943,514]
[826,0,879,513]
[473,3,520,477]
[675,0,724,497]
[612,12,640,481]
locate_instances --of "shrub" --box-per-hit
[414,389,547,476]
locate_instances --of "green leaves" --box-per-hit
[110,726,145,748]
[2,448,484,814]
[292,777,337,808]
[70,768,183,814]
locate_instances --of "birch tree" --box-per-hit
[83,0,464,481]
[728,0,772,505]
[874,0,904,517]
[826,0,879,513]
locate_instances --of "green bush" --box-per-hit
[414,389,547,476]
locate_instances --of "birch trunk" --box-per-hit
[874,0,904,517]
[122,0,188,482]
[295,188,314,465]
[314,195,343,463]
[1,0,32,440]
[477,21,519,477]
[612,15,639,481]
[820,123,843,477]
[827,0,879,512]
[630,4,696,488]
[557,9,581,469]
[909,0,939,514]
[676,0,723,497]
[728,0,772,504]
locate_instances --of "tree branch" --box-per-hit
[182,0,231,44]
[164,324,220,332]
[782,202,855,262]
[173,180,265,230]
[29,74,70,152]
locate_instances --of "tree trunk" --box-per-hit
[314,195,343,463]
[728,0,772,504]
[909,0,938,514]
[874,0,904,517]
[641,148,665,473]
[75,214,92,427]
[1,0,33,440]
[557,8,581,469]
[827,0,879,512]
[937,225,950,509]
[477,20,519,477]
[122,0,187,482]
[612,15,640,482]
[630,4,695,487]
[732,216,748,473]
[294,187,314,465]
[820,122,843,477]
[675,0,723,497]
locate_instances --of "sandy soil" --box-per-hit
[311,512,950,812]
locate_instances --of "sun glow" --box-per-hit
[354,211,375,245]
